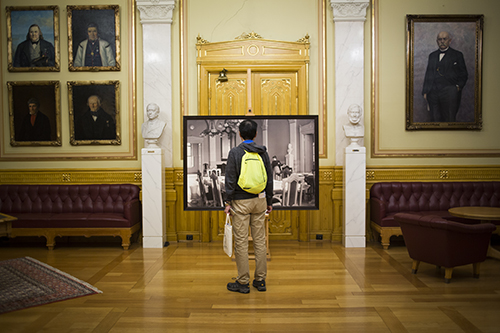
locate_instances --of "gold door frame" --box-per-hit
[196,33,310,241]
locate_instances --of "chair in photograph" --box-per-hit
[282,173,306,207]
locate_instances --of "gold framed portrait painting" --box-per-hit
[6,6,60,72]
[406,15,483,130]
[8,81,61,146]
[67,5,120,72]
[68,81,121,146]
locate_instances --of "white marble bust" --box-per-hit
[142,103,166,147]
[343,104,364,146]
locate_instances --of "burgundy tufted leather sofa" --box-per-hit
[0,184,141,249]
[370,182,500,249]
[394,213,495,283]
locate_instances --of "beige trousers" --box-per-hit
[231,196,267,285]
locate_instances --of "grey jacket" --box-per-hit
[224,141,273,206]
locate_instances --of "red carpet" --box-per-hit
[0,257,102,314]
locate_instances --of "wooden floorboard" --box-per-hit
[0,240,499,332]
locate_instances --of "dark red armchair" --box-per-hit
[394,213,495,283]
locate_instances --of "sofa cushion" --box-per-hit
[11,213,135,228]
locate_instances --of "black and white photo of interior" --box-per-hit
[184,116,318,210]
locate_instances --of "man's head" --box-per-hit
[87,23,99,41]
[347,104,362,125]
[27,98,40,115]
[26,25,42,42]
[239,119,258,140]
[436,31,452,51]
[146,103,160,120]
[87,95,101,112]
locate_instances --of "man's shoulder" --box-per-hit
[448,47,464,56]
[37,111,49,120]
[100,39,111,47]
[98,109,114,119]
[40,39,54,48]
[16,40,29,50]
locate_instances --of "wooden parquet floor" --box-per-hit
[0,240,499,333]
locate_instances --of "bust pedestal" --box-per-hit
[343,144,366,248]
[141,148,166,248]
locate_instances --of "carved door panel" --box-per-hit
[208,73,248,115]
[253,73,298,116]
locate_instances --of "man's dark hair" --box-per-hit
[27,98,40,107]
[25,24,44,40]
[239,119,257,140]
[87,23,99,31]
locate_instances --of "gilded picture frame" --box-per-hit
[8,81,61,146]
[67,5,120,71]
[6,6,60,72]
[406,15,483,130]
[68,81,121,145]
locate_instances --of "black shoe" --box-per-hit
[252,279,266,292]
[227,281,250,294]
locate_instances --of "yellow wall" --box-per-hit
[367,0,500,166]
[0,0,141,169]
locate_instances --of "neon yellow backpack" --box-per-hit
[237,150,267,194]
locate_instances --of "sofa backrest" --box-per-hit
[0,184,140,215]
[370,182,500,214]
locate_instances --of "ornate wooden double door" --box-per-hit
[196,33,310,241]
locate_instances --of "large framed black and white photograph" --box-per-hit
[183,115,319,211]
[6,6,60,72]
[67,5,120,71]
[406,15,483,130]
[8,81,61,146]
[68,81,121,145]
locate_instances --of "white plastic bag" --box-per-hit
[223,213,233,257]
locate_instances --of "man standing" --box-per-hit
[18,98,51,141]
[75,95,116,141]
[13,24,55,67]
[422,31,468,122]
[74,23,115,67]
[224,119,273,294]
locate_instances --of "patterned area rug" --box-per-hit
[0,257,102,314]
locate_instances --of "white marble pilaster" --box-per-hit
[330,0,369,166]
[343,146,366,247]
[136,0,175,167]
[331,0,369,248]
[142,148,166,248]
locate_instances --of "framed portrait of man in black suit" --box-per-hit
[6,6,60,72]
[8,81,61,146]
[406,15,483,130]
[67,5,120,72]
[68,81,121,146]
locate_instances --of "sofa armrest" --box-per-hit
[370,197,386,225]
[124,199,142,226]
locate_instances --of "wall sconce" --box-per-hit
[217,68,228,82]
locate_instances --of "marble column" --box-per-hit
[137,0,175,248]
[330,0,369,166]
[136,0,175,167]
[330,0,369,248]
